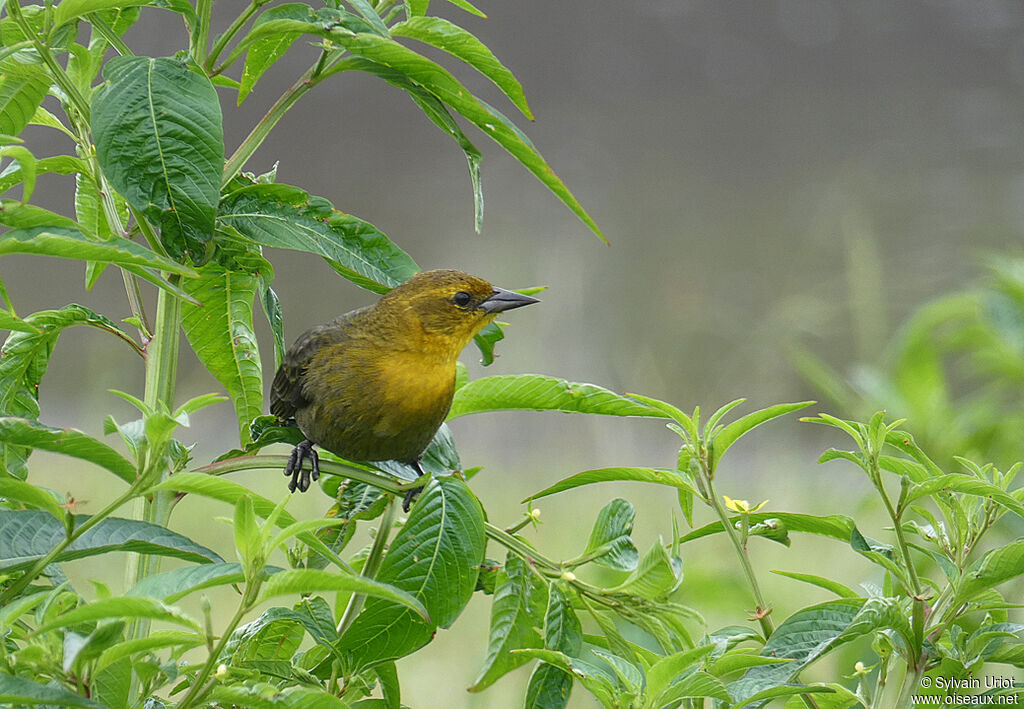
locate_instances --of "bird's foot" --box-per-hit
[401,460,427,512]
[285,439,320,492]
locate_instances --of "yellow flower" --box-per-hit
[723,495,768,514]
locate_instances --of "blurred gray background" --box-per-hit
[6,0,1024,705]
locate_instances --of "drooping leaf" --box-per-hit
[449,374,667,420]
[469,552,548,692]
[218,181,419,294]
[524,583,583,709]
[527,467,698,502]
[182,263,262,445]
[92,56,223,262]
[338,477,486,669]
[0,155,87,194]
[391,16,531,119]
[0,64,50,138]
[0,511,223,571]
[0,304,140,478]
[0,476,64,517]
[0,417,136,483]
[238,4,306,104]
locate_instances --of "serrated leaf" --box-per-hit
[0,64,50,138]
[92,56,223,262]
[0,510,222,571]
[584,498,638,571]
[527,467,699,503]
[449,374,667,420]
[469,553,548,692]
[728,599,864,703]
[218,181,419,293]
[0,673,104,708]
[339,477,485,669]
[0,417,136,483]
[181,263,262,445]
[392,16,531,119]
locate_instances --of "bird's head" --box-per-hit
[378,269,539,353]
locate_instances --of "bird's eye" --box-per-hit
[453,291,472,307]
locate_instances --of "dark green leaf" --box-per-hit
[956,539,1024,604]
[92,56,223,262]
[0,673,104,708]
[0,511,223,571]
[218,181,419,293]
[469,553,548,692]
[238,5,304,104]
[584,498,638,571]
[449,374,667,420]
[728,599,864,703]
[52,0,150,27]
[181,263,262,445]
[339,476,486,669]
[472,321,503,365]
[604,540,682,600]
[0,417,136,483]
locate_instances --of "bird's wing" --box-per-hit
[270,314,356,421]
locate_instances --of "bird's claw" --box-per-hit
[285,439,320,492]
[402,486,422,513]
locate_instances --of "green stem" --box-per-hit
[0,485,141,604]
[206,0,264,71]
[892,661,926,709]
[193,0,213,67]
[705,477,775,638]
[6,0,90,120]
[85,12,133,56]
[176,580,260,709]
[483,522,561,573]
[221,67,319,188]
[336,499,398,635]
[870,464,922,597]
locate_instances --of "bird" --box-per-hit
[270,269,539,509]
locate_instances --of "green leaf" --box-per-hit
[324,28,603,240]
[238,5,303,104]
[0,475,64,518]
[527,467,699,502]
[0,304,139,478]
[955,539,1024,604]
[52,0,150,28]
[34,595,201,635]
[469,553,548,692]
[0,205,197,275]
[92,56,223,262]
[210,683,352,709]
[524,584,583,709]
[604,539,682,600]
[472,321,503,365]
[440,0,485,17]
[584,498,638,571]
[181,263,262,445]
[259,569,429,620]
[514,649,620,708]
[769,570,858,599]
[223,610,306,677]
[218,181,419,293]
[449,374,667,420]
[0,511,222,571]
[0,673,104,708]
[732,685,834,709]
[339,477,486,669]
[0,156,86,196]
[392,16,531,119]
[680,512,855,544]
[658,670,732,705]
[0,417,136,483]
[0,145,35,202]
[712,401,813,463]
[728,598,864,703]
[0,308,38,334]
[850,526,912,589]
[0,64,50,137]
[905,474,1024,521]
[644,644,716,703]
[127,561,256,603]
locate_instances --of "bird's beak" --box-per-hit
[478,287,540,313]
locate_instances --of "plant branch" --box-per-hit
[195,455,407,494]
[206,0,264,71]
[336,498,398,635]
[85,12,133,56]
[193,0,213,67]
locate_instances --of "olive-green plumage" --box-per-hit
[271,269,539,497]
